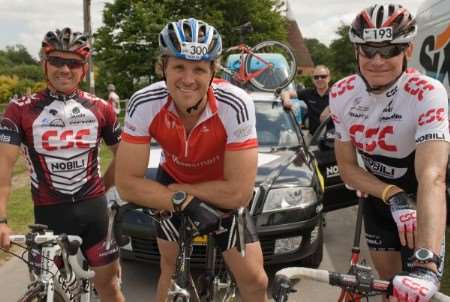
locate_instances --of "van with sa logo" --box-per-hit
[411,0,450,95]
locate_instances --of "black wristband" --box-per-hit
[0,218,7,224]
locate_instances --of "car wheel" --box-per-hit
[299,224,323,268]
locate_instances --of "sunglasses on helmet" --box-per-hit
[357,44,408,59]
[46,56,85,69]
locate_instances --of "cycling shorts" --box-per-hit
[34,196,119,267]
[363,196,445,276]
[154,167,259,252]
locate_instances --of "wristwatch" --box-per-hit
[413,248,441,267]
[0,218,7,224]
[171,191,188,212]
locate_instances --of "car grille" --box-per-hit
[130,236,276,265]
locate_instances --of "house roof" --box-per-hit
[287,20,314,68]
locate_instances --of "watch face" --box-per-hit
[416,248,432,261]
[172,191,187,205]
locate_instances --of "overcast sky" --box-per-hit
[0,0,426,59]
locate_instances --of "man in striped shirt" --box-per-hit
[115,18,268,302]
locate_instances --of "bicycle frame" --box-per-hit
[223,44,274,84]
[168,212,197,301]
[10,227,95,302]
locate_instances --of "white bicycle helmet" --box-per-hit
[349,4,417,45]
[40,27,91,60]
[159,18,222,61]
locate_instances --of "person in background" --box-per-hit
[281,65,332,135]
[107,83,121,118]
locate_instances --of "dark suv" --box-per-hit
[117,92,357,268]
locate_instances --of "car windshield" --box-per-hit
[254,100,301,149]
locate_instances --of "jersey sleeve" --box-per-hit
[329,82,351,142]
[217,87,258,151]
[0,101,23,146]
[101,99,121,146]
[414,79,450,144]
[121,86,157,144]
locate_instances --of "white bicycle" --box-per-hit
[4,224,96,302]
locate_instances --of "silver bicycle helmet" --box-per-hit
[349,4,417,45]
[159,18,222,61]
[40,27,91,60]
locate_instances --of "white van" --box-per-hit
[410,0,450,95]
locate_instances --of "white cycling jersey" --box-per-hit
[330,71,449,192]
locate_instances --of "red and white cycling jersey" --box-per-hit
[122,81,258,184]
[0,89,121,205]
[330,72,449,192]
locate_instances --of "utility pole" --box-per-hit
[83,0,95,94]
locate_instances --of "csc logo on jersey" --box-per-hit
[349,124,397,152]
[331,76,356,98]
[42,129,91,151]
[418,107,445,126]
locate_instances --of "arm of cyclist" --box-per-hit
[390,141,448,302]
[335,140,415,249]
[0,143,20,249]
[168,147,258,210]
[102,143,119,192]
[115,141,174,211]
[414,140,447,265]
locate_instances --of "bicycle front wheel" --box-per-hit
[245,41,297,92]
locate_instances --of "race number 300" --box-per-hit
[181,42,208,60]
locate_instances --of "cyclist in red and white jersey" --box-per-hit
[330,4,449,302]
[116,18,268,301]
[0,28,124,301]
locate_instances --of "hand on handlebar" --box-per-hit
[391,267,439,302]
[388,192,416,249]
[0,224,12,250]
[182,197,221,236]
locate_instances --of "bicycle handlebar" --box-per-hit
[10,233,95,280]
[274,267,450,302]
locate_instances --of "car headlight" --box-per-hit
[263,187,317,213]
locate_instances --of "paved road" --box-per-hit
[0,206,376,301]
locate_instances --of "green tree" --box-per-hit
[304,38,331,66]
[1,45,37,65]
[94,0,287,99]
[328,24,356,80]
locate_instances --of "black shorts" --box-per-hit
[363,196,445,276]
[34,196,119,267]
[155,167,259,252]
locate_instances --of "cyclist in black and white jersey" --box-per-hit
[330,4,449,302]
[0,28,124,301]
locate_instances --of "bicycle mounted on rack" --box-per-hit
[3,224,95,302]
[220,22,297,92]
[112,202,247,302]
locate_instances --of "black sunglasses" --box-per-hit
[313,74,328,80]
[46,56,85,69]
[358,44,407,59]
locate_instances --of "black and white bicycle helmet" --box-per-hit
[159,18,222,61]
[40,27,91,60]
[349,4,417,45]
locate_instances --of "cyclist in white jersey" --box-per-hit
[330,4,449,302]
